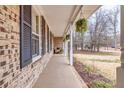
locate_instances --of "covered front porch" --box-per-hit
[0,5,124,88]
[31,5,100,88]
[40,5,124,88]
[33,54,87,88]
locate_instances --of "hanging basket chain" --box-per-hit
[80,7,85,18]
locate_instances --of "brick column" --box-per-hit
[116,5,124,88]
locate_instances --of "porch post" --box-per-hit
[69,24,73,66]
[116,5,124,88]
[64,41,67,56]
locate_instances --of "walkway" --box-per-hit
[33,54,86,88]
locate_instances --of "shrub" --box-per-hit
[92,80,112,88]
[84,65,97,73]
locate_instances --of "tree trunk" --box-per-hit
[81,32,84,51]
[97,44,100,52]
[75,44,78,51]
[114,32,117,50]
[97,39,100,52]
[81,43,83,50]
[93,41,97,52]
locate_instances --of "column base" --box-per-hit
[116,67,124,88]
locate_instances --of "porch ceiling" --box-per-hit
[81,5,101,19]
[40,5,101,37]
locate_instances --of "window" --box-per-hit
[32,10,40,57]
[36,16,39,34]
[20,5,32,68]
[32,34,39,56]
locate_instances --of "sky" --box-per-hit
[89,5,120,33]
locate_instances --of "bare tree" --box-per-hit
[76,6,120,52]
[80,32,84,50]
[73,31,84,51]
[88,8,110,52]
[88,20,95,51]
[107,6,120,49]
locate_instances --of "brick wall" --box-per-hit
[54,37,63,49]
[0,5,53,88]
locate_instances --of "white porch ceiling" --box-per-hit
[81,5,101,19]
[40,5,101,37]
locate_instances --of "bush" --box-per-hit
[92,80,112,88]
[84,65,97,73]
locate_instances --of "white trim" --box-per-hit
[64,41,68,57]
[31,6,42,62]
[32,55,41,63]
[69,24,73,66]
[32,31,39,36]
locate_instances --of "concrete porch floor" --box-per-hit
[33,54,86,88]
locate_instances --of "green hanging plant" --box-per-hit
[75,18,87,33]
[66,34,70,40]
[63,34,70,42]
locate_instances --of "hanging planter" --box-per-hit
[75,18,87,33]
[66,34,70,40]
[63,34,70,42]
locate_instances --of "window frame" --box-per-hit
[32,6,41,63]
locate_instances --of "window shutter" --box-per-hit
[47,26,50,52]
[41,16,46,55]
[50,32,52,51]
[20,5,32,68]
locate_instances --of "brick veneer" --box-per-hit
[0,5,53,88]
[54,37,63,49]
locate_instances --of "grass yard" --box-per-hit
[74,50,121,83]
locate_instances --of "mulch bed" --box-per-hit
[73,60,113,88]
